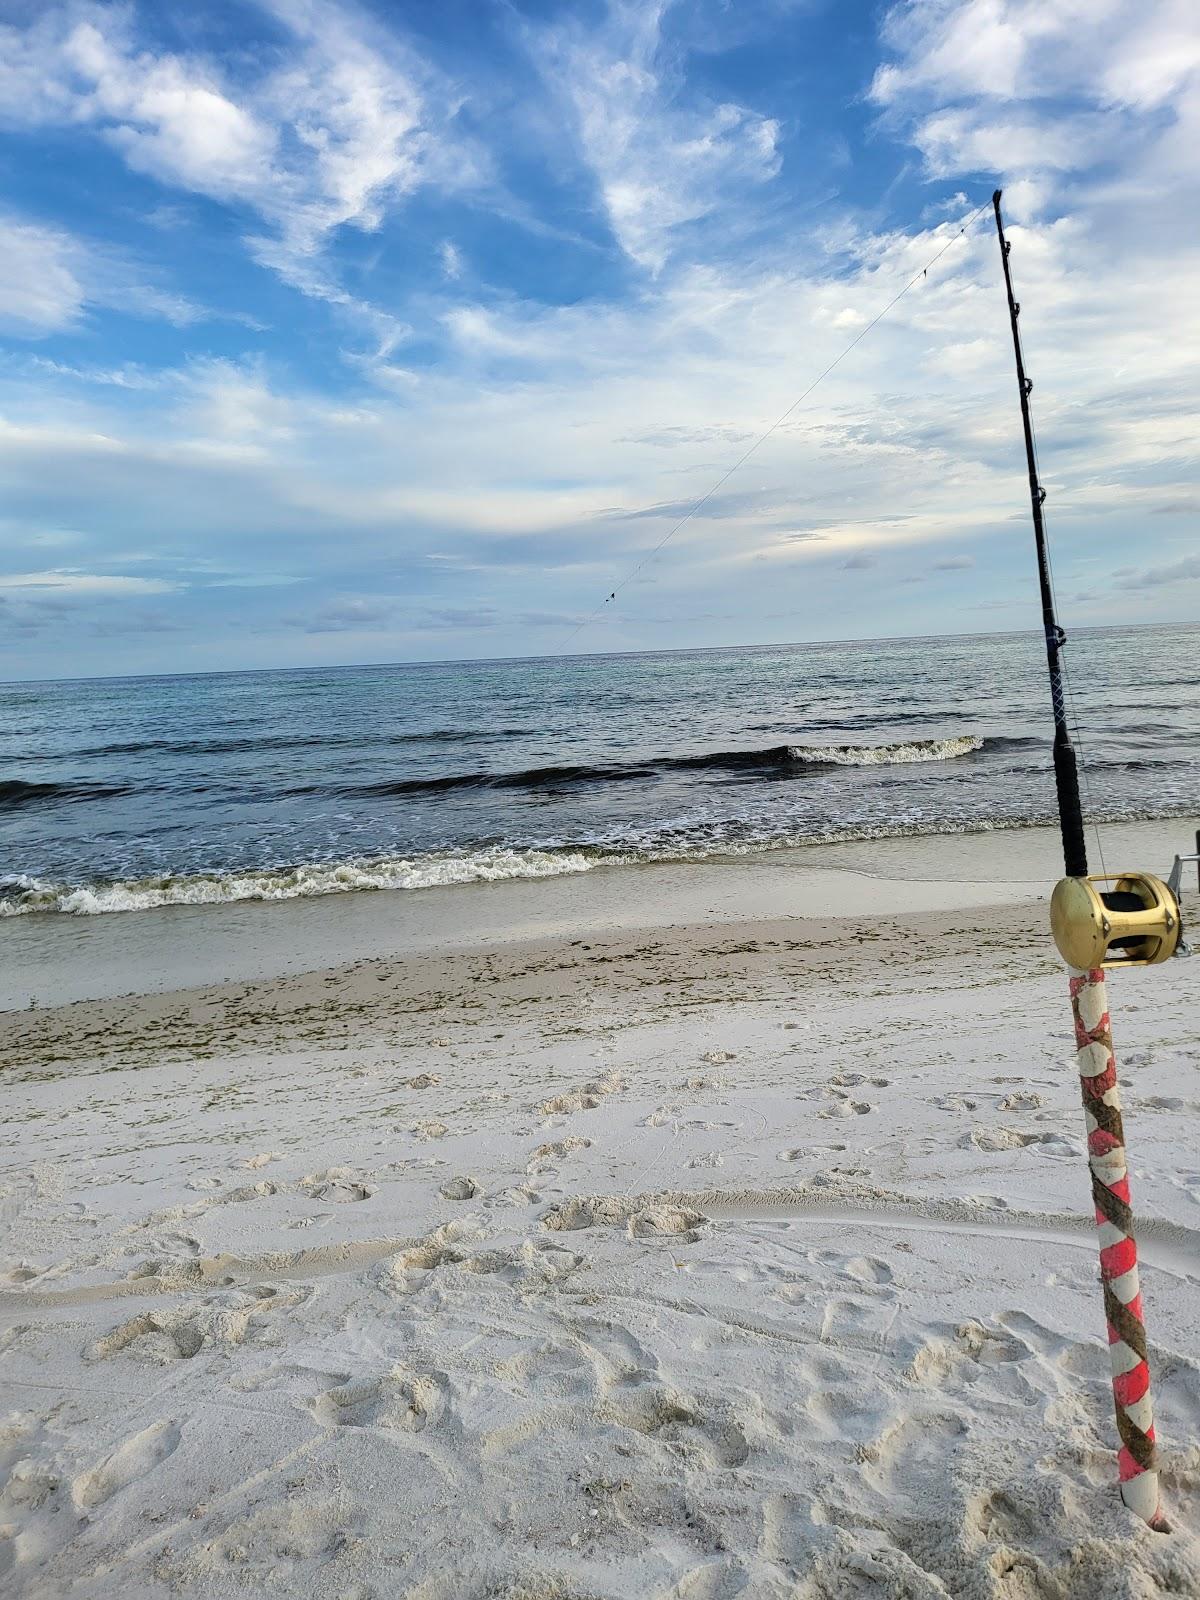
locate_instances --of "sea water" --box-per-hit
[2,627,1197,916]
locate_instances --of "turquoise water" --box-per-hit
[2,627,1197,914]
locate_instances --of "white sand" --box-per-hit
[3,824,1199,1597]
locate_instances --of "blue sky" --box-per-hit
[0,0,1197,679]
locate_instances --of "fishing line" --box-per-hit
[557,195,995,652]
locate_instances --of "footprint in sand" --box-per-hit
[300,1168,373,1202]
[668,1558,752,1600]
[526,1136,591,1174]
[4,1262,46,1284]
[688,1151,724,1170]
[310,1364,455,1435]
[627,1206,706,1243]
[90,1286,301,1364]
[242,1151,281,1169]
[538,1072,624,1116]
[859,1410,968,1497]
[542,1196,631,1232]
[998,1092,1043,1111]
[969,1485,1044,1545]
[905,1320,1026,1386]
[602,1385,750,1468]
[439,1175,479,1200]
[778,1144,846,1161]
[508,1238,586,1285]
[810,1249,893,1285]
[382,1220,585,1294]
[72,1421,180,1510]
[380,1221,477,1289]
[412,1120,449,1140]
[962,1128,1080,1156]
[818,1097,872,1119]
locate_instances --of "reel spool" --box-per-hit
[1050,873,1182,970]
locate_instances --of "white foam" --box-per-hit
[787,735,984,766]
[0,847,600,917]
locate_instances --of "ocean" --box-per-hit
[2,626,1197,917]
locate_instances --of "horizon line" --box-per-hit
[2,618,1195,690]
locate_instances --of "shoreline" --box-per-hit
[4,815,1194,1012]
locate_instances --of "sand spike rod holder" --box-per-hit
[990,188,1195,1532]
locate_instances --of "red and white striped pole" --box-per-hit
[1069,966,1167,1529]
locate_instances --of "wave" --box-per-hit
[337,735,994,799]
[0,847,602,917]
[351,762,660,798]
[782,735,987,766]
[0,778,132,811]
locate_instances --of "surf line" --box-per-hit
[557,194,995,652]
[992,188,1198,1534]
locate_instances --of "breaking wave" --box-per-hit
[330,735,993,799]
[784,735,986,766]
[0,847,602,917]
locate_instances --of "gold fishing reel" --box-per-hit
[1050,873,1182,970]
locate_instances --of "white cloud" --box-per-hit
[259,2,429,237]
[177,359,297,448]
[0,569,177,594]
[871,0,1200,206]
[871,1,1083,105]
[529,0,781,271]
[0,1,479,318]
[913,107,1108,180]
[63,18,277,197]
[439,240,464,280]
[0,217,86,335]
[0,211,220,337]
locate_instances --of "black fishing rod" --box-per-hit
[991,190,1087,878]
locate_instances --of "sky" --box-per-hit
[0,0,1197,680]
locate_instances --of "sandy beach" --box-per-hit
[4,822,1199,1598]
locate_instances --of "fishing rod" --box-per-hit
[992,188,1198,1533]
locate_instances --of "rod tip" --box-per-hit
[993,187,1003,205]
